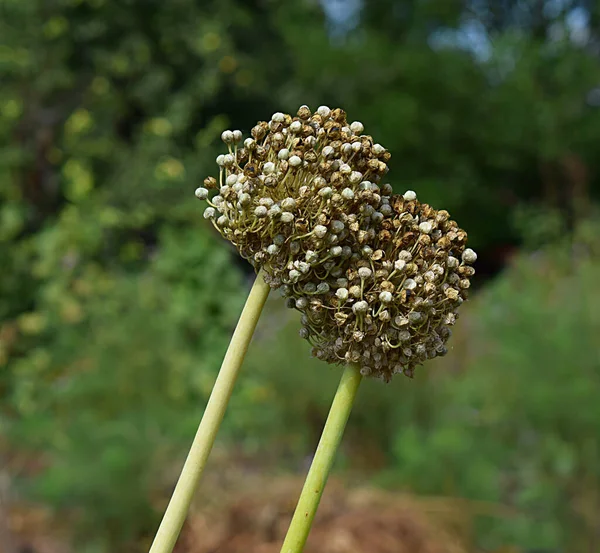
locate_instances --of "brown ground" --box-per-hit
[7,474,515,553]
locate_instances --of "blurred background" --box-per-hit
[1,0,600,552]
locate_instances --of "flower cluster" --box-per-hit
[195,106,476,380]
[195,105,392,289]
[290,191,477,381]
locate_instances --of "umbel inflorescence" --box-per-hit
[289,191,477,381]
[195,105,477,380]
[195,105,392,289]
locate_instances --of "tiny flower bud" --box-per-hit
[203,207,216,219]
[221,130,234,143]
[289,155,302,167]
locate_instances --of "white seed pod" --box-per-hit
[216,154,225,166]
[289,269,301,283]
[339,163,351,175]
[194,187,209,200]
[232,130,242,142]
[330,246,343,257]
[379,291,393,304]
[350,121,364,134]
[244,137,255,149]
[268,205,282,217]
[267,244,279,255]
[221,130,234,143]
[314,225,327,238]
[217,215,229,227]
[203,207,216,219]
[398,250,412,261]
[226,174,238,186]
[295,297,308,309]
[352,141,362,152]
[419,221,433,234]
[372,143,385,155]
[290,120,302,133]
[380,204,393,216]
[223,154,235,166]
[349,171,362,184]
[281,197,297,211]
[336,288,349,301]
[462,248,478,264]
[318,187,333,198]
[330,220,345,234]
[305,250,319,263]
[316,282,330,294]
[263,161,275,174]
[352,300,369,315]
[322,145,335,158]
[254,206,268,218]
[447,256,459,269]
[403,190,417,201]
[272,112,285,122]
[299,327,310,339]
[317,105,331,118]
[281,212,294,223]
[238,193,251,206]
[358,267,372,279]
[403,279,417,290]
[297,261,310,274]
[341,188,355,200]
[289,155,302,167]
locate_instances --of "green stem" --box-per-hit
[149,270,270,553]
[279,364,362,553]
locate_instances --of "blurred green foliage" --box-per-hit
[1,0,600,551]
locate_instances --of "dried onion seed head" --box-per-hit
[291,190,477,382]
[194,106,392,290]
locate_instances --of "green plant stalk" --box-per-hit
[279,364,362,553]
[149,269,270,553]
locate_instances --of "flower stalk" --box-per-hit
[279,364,362,553]
[149,270,270,553]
